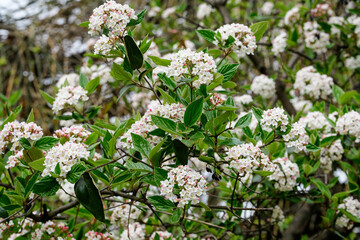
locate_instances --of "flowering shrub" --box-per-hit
[1,0,360,240]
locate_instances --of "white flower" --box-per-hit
[161,7,176,19]
[261,107,289,132]
[294,66,333,100]
[261,2,274,15]
[251,74,276,99]
[226,143,275,182]
[56,73,79,88]
[268,157,299,191]
[196,3,212,19]
[298,111,332,133]
[310,3,334,17]
[52,86,89,114]
[214,23,257,56]
[336,110,360,142]
[283,122,309,152]
[234,94,253,106]
[345,55,360,70]
[272,32,287,55]
[150,231,173,240]
[56,180,75,203]
[110,201,141,226]
[160,165,207,208]
[320,134,343,173]
[164,49,216,89]
[42,141,89,178]
[88,0,137,37]
[120,222,145,240]
[304,21,330,54]
[94,35,114,55]
[336,196,360,229]
[54,125,91,143]
[329,16,345,36]
[81,64,114,85]
[85,230,111,240]
[271,205,285,224]
[120,101,185,149]
[284,6,300,26]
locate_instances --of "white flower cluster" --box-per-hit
[88,0,137,37]
[57,73,79,88]
[234,94,253,106]
[42,141,89,178]
[303,21,330,54]
[329,16,345,36]
[270,205,285,224]
[336,196,360,229]
[310,3,334,17]
[320,135,343,173]
[120,101,185,149]
[336,111,360,143]
[150,231,173,240]
[128,90,153,111]
[294,66,333,100]
[110,201,141,225]
[31,221,74,240]
[52,86,89,114]
[196,3,212,20]
[284,6,300,26]
[226,143,275,181]
[261,2,274,15]
[261,107,289,132]
[348,15,360,47]
[251,74,276,99]
[56,180,75,203]
[120,222,145,240]
[298,111,332,132]
[214,23,257,56]
[85,230,111,240]
[54,125,91,143]
[283,122,309,152]
[165,49,217,89]
[160,165,207,208]
[345,55,360,70]
[81,64,114,85]
[268,157,300,191]
[272,32,287,55]
[94,35,114,55]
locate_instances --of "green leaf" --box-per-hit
[148,196,175,211]
[26,109,34,123]
[151,115,180,136]
[153,168,168,187]
[40,90,55,105]
[184,98,203,127]
[85,77,100,94]
[126,160,153,172]
[19,138,31,150]
[148,56,171,67]
[131,133,151,158]
[79,73,89,88]
[75,172,105,222]
[32,176,60,197]
[23,148,44,163]
[310,177,331,199]
[196,29,216,43]
[67,163,87,184]
[339,209,360,223]
[306,143,320,152]
[25,171,40,197]
[126,9,147,27]
[0,105,22,130]
[254,170,273,177]
[78,21,90,27]
[235,112,252,128]
[332,85,344,103]
[124,35,143,70]
[28,158,45,171]
[169,208,182,223]
[250,21,269,41]
[218,64,239,82]
[0,206,8,218]
[157,88,176,104]
[252,107,263,121]
[117,84,136,103]
[34,137,60,150]
[111,62,132,82]
[173,139,189,165]
[339,91,356,105]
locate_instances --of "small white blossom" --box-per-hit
[234,94,253,106]
[284,6,300,26]
[336,196,360,229]
[251,74,276,99]
[110,201,141,226]
[345,55,360,70]
[261,107,289,132]
[283,122,309,152]
[304,21,330,54]
[320,134,343,173]
[57,73,79,88]
[329,16,345,36]
[52,86,89,114]
[268,157,299,191]
[120,222,145,240]
[150,231,173,240]
[271,205,285,224]
[85,230,111,240]
[261,2,274,15]
[272,32,287,55]
[54,125,91,143]
[310,3,334,17]
[298,111,332,133]
[336,111,360,142]
[94,35,114,55]
[196,3,212,19]
[160,165,207,208]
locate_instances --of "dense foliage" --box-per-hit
[1,0,360,239]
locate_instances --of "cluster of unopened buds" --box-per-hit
[209,93,225,109]
[53,125,91,143]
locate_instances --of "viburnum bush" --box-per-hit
[1,0,360,239]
